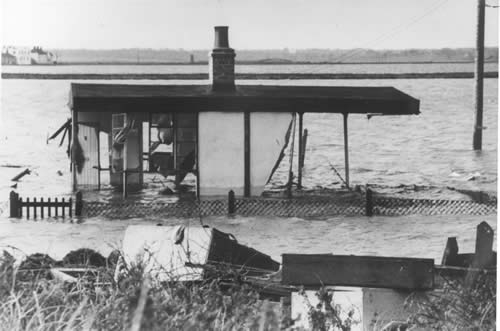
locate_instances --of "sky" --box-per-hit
[1,0,499,50]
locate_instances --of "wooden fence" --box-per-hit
[9,191,82,219]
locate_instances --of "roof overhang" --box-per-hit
[69,83,420,115]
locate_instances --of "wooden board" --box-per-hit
[76,123,99,187]
[282,254,434,290]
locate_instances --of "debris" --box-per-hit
[62,248,106,267]
[174,225,185,245]
[0,164,23,168]
[11,168,31,182]
[57,170,63,176]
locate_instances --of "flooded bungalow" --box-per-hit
[68,26,419,198]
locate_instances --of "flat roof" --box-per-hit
[70,83,420,115]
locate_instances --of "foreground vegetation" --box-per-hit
[0,249,362,331]
[0,249,495,331]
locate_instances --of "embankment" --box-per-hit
[2,72,498,80]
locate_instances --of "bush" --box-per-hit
[407,273,496,330]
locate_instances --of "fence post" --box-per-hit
[75,191,83,216]
[228,190,235,215]
[9,191,19,218]
[466,221,494,286]
[365,188,373,216]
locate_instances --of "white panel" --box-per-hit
[76,124,99,187]
[250,112,293,195]
[198,112,244,196]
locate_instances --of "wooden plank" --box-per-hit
[244,111,250,197]
[282,254,434,290]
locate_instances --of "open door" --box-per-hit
[110,113,143,193]
[75,122,100,188]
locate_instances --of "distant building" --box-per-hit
[4,46,31,65]
[31,46,57,64]
[1,52,16,65]
[190,54,195,63]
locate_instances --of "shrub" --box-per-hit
[406,273,496,331]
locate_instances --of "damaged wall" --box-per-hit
[250,112,293,196]
[198,111,292,197]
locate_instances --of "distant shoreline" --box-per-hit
[2,60,499,66]
[2,72,498,80]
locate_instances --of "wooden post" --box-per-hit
[72,109,78,191]
[97,126,101,190]
[287,113,297,198]
[244,112,251,197]
[228,190,235,214]
[62,198,65,217]
[297,112,304,189]
[55,198,58,217]
[26,197,30,219]
[300,129,308,170]
[365,188,373,217]
[441,237,459,266]
[40,197,44,218]
[343,113,350,189]
[473,0,485,150]
[466,221,494,286]
[9,191,19,218]
[48,198,51,217]
[75,191,83,216]
[69,198,73,217]
[33,197,37,219]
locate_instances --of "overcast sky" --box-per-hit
[1,0,499,49]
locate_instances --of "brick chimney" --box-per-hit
[210,26,235,91]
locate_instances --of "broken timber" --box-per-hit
[282,254,434,290]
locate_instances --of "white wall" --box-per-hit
[198,112,244,196]
[198,111,292,197]
[250,112,293,195]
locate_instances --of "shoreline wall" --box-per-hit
[2,72,498,80]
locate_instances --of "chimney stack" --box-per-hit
[210,26,235,91]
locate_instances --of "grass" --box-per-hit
[0,249,285,331]
[406,273,496,331]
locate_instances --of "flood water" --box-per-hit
[0,63,497,263]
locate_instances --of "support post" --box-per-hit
[244,112,251,197]
[441,237,459,266]
[365,188,373,217]
[466,221,494,286]
[228,190,235,214]
[71,109,78,191]
[75,191,83,216]
[286,113,297,198]
[9,191,19,218]
[473,0,485,150]
[343,113,350,189]
[297,112,304,189]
